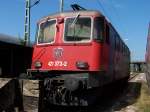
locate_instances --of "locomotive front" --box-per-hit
[28,11,107,106]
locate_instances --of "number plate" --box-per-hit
[48,61,68,67]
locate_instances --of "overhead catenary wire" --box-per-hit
[107,0,128,41]
[96,0,112,22]
[96,0,128,43]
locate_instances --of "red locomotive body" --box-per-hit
[28,10,130,106]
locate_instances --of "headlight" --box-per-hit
[76,61,89,69]
[34,61,42,69]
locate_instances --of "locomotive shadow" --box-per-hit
[112,82,142,111]
[86,82,142,112]
[43,82,141,112]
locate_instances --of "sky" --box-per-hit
[0,0,150,61]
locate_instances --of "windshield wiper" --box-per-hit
[70,13,80,41]
[71,13,80,27]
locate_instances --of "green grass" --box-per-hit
[134,82,150,112]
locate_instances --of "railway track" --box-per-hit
[0,75,139,112]
[0,73,143,112]
[21,80,125,112]
[4,74,139,112]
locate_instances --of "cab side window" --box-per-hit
[93,17,104,41]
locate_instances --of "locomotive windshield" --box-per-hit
[38,19,56,44]
[64,17,92,42]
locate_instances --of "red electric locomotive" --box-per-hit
[27,8,130,106]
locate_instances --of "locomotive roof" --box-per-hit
[0,34,21,45]
[0,33,32,47]
[38,10,104,22]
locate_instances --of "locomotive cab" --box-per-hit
[29,11,107,74]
